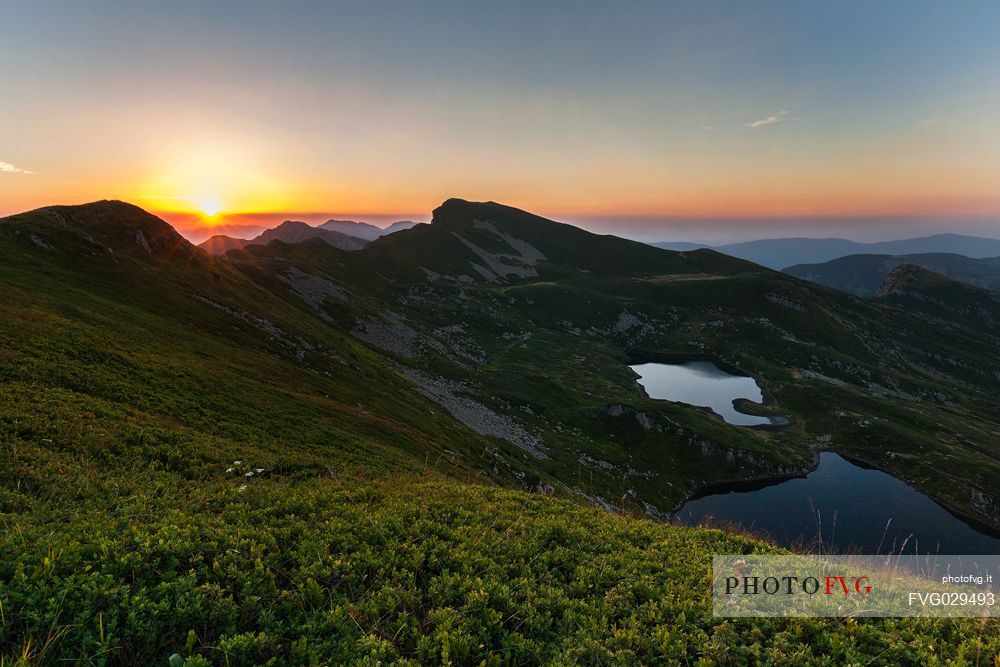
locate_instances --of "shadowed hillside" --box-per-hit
[875,263,1000,331]
[198,220,368,255]
[2,199,999,663]
[225,199,1000,528]
[785,252,1000,296]
[657,234,1000,269]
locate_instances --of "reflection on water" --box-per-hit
[677,452,1000,554]
[630,361,773,426]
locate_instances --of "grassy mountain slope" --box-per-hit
[2,200,1000,663]
[231,198,1000,529]
[785,253,1000,296]
[7,471,999,665]
[875,264,1000,331]
[0,202,517,487]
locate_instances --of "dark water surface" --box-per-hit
[676,452,1000,554]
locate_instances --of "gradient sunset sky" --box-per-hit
[3,1,1000,242]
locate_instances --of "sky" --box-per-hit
[2,0,1000,243]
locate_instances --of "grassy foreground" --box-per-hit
[2,469,998,665]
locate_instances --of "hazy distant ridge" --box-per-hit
[653,233,1000,270]
[319,219,418,240]
[784,253,1000,296]
[199,218,417,255]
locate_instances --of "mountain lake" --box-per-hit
[630,360,776,426]
[677,451,1000,554]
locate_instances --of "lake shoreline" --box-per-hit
[671,447,1000,548]
[822,449,1000,541]
[626,350,790,428]
[622,348,1000,539]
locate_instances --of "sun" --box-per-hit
[197,196,223,217]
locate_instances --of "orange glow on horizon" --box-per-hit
[5,139,1000,227]
[138,175,1000,228]
[126,188,1000,238]
[6,4,1000,232]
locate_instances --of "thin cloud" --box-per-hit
[745,110,790,128]
[0,161,34,174]
[916,117,941,128]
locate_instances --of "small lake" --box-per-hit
[676,452,1000,554]
[630,361,774,426]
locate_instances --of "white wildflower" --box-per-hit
[255,468,264,474]
[245,471,254,477]
[238,484,247,492]
[234,460,242,465]
[226,467,234,473]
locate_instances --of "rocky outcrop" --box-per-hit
[766,292,807,312]
[600,404,668,432]
[401,368,548,459]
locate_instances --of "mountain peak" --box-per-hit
[199,234,250,255]
[2,199,199,260]
[874,262,1000,329]
[320,218,418,241]
[50,199,142,213]
[360,198,744,283]
[38,200,173,230]
[254,220,368,250]
[875,264,954,298]
[277,220,310,228]
[431,198,506,226]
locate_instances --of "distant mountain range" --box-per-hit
[318,218,418,240]
[198,218,416,255]
[252,220,369,249]
[653,234,1000,270]
[784,253,1000,297]
[181,222,270,244]
[198,234,251,255]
